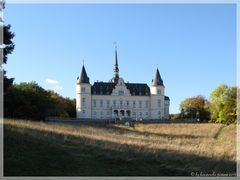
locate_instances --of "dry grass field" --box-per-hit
[3,119,237,176]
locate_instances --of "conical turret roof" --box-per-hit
[77,65,89,84]
[152,68,163,86]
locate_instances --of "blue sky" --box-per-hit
[4,4,236,114]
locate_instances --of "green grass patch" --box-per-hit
[214,125,225,139]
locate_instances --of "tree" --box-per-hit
[4,82,50,120]
[1,2,15,92]
[180,95,210,121]
[47,90,76,118]
[210,84,237,124]
[4,82,76,120]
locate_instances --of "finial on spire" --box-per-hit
[114,41,117,49]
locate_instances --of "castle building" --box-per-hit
[76,48,170,120]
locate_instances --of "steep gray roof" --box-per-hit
[91,82,150,96]
[152,68,163,86]
[125,83,150,96]
[77,65,89,84]
[91,82,116,95]
[165,96,170,101]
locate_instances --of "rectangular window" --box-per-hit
[82,110,86,114]
[113,100,116,107]
[158,100,161,108]
[126,100,129,107]
[100,100,103,107]
[82,98,86,106]
[133,101,136,108]
[145,101,148,108]
[118,90,124,96]
[157,89,161,95]
[139,101,142,108]
[81,87,86,93]
[120,100,123,107]
[132,112,136,117]
[93,100,97,108]
[106,100,110,108]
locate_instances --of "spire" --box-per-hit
[112,45,119,83]
[77,65,90,84]
[152,68,163,86]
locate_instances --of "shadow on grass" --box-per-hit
[4,124,236,177]
[107,124,205,139]
[64,122,205,139]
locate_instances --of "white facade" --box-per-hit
[76,49,170,120]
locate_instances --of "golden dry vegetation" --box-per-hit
[3,119,237,176]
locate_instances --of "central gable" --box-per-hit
[111,78,131,96]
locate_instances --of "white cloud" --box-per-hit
[45,78,63,90]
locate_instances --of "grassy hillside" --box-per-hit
[3,119,236,176]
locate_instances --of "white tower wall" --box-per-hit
[76,83,92,119]
[150,85,166,119]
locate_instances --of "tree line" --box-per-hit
[4,82,76,120]
[2,4,76,121]
[171,84,237,124]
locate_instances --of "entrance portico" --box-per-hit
[112,109,132,119]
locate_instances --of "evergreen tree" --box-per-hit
[1,1,15,92]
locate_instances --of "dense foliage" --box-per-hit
[180,95,210,121]
[209,84,237,124]
[170,113,182,120]
[3,24,15,92]
[178,84,237,124]
[1,1,15,91]
[4,82,76,120]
